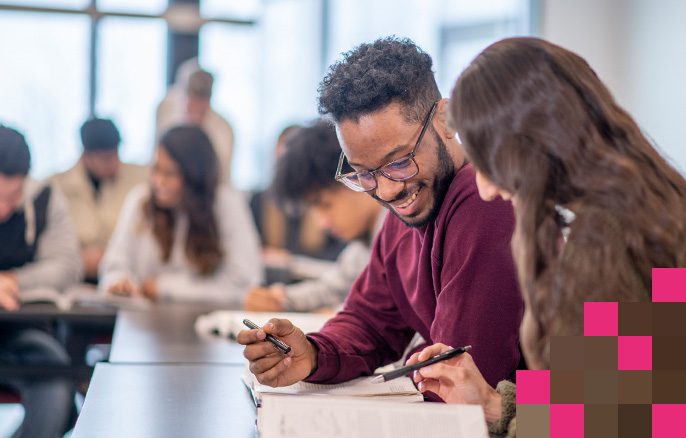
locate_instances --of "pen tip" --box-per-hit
[464,345,472,351]
[370,375,384,384]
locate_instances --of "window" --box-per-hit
[0,11,89,178]
[98,0,167,15]
[96,17,167,165]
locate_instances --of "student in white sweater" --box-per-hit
[99,125,263,306]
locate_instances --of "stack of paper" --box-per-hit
[257,394,489,438]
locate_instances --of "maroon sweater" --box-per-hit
[306,164,523,387]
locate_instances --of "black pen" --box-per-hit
[371,345,472,383]
[243,319,292,355]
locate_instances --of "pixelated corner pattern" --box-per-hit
[515,268,686,438]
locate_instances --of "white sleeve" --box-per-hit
[156,187,264,306]
[98,186,146,293]
[283,241,371,311]
[16,185,83,291]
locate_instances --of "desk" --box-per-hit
[108,303,245,364]
[0,303,117,325]
[72,363,256,438]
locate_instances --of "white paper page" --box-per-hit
[258,395,488,438]
[254,375,420,397]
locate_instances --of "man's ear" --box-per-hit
[435,98,455,140]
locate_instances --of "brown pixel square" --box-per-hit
[584,336,618,370]
[584,404,618,438]
[653,302,686,337]
[653,369,686,403]
[618,404,652,438]
[653,335,686,370]
[550,336,584,370]
[516,404,550,438]
[619,302,652,336]
[618,371,652,404]
[584,370,618,405]
[551,370,584,403]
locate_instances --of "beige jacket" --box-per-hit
[51,160,148,249]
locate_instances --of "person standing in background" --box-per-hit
[52,118,147,283]
[156,58,234,185]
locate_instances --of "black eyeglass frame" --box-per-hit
[334,101,439,192]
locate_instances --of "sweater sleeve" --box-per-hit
[305,223,416,383]
[490,380,517,436]
[282,241,370,311]
[156,188,264,306]
[16,185,82,291]
[98,186,146,293]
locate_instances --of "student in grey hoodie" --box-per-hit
[0,124,81,438]
[244,120,385,312]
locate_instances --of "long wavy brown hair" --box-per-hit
[449,37,686,367]
[144,126,223,276]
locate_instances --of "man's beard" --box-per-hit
[374,131,456,228]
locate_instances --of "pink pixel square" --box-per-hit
[584,302,618,336]
[618,336,652,370]
[652,268,686,302]
[516,370,550,404]
[653,404,686,438]
[550,404,584,438]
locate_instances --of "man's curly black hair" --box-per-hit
[318,36,441,123]
[271,120,341,205]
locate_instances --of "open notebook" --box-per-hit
[242,367,424,406]
[258,394,488,438]
[19,285,151,311]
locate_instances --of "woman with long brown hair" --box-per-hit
[407,37,686,436]
[99,125,263,305]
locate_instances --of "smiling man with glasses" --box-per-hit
[238,37,524,396]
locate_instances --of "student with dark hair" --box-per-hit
[249,125,345,265]
[238,37,523,390]
[244,120,385,312]
[99,125,262,305]
[52,118,147,282]
[407,37,686,437]
[0,124,80,438]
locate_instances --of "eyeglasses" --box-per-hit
[335,101,439,193]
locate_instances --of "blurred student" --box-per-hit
[0,125,80,438]
[408,37,686,437]
[250,125,345,269]
[156,58,234,184]
[52,118,147,282]
[244,121,385,312]
[99,125,263,306]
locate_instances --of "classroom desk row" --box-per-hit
[50,303,504,437]
[71,304,258,438]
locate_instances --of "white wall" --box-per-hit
[540,0,686,172]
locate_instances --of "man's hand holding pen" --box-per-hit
[237,318,318,387]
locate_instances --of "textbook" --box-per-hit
[19,285,151,311]
[257,394,489,438]
[194,310,334,340]
[242,367,424,406]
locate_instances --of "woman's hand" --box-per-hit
[107,279,140,297]
[407,343,503,423]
